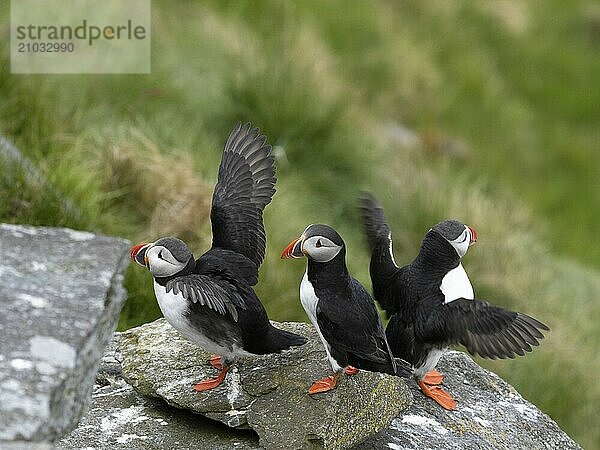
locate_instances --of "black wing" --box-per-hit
[422,297,549,359]
[197,247,261,286]
[210,122,276,273]
[165,273,248,322]
[359,192,393,252]
[316,279,411,376]
[359,193,404,316]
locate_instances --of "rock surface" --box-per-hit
[357,351,582,450]
[57,336,262,450]
[60,324,582,450]
[0,224,130,445]
[117,319,412,450]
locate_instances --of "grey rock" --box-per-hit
[117,319,412,450]
[358,351,582,450]
[62,328,582,450]
[57,334,261,450]
[0,224,130,445]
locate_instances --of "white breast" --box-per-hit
[299,271,342,372]
[153,281,233,357]
[440,263,474,304]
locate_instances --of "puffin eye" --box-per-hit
[158,250,165,260]
[315,239,323,248]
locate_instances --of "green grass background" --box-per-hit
[1,1,598,447]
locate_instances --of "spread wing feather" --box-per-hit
[436,297,549,359]
[211,122,276,271]
[165,274,248,322]
[358,192,393,253]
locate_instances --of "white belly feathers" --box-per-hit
[414,348,447,379]
[440,263,474,304]
[153,280,231,356]
[300,271,343,372]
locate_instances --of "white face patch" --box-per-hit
[302,236,342,263]
[299,271,343,372]
[146,246,186,277]
[440,263,474,303]
[448,226,471,258]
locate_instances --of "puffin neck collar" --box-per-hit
[306,250,349,287]
[413,231,461,272]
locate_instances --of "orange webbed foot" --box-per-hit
[344,365,359,375]
[422,369,444,386]
[193,366,229,392]
[418,380,457,410]
[208,354,223,370]
[308,373,341,394]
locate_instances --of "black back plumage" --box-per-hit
[210,122,276,285]
[359,193,548,366]
[305,230,412,377]
[316,278,411,376]
[179,259,306,354]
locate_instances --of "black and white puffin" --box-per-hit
[130,122,307,392]
[359,193,549,410]
[281,224,412,394]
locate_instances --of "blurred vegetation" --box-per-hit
[1,1,598,447]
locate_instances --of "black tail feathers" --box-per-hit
[350,354,413,378]
[394,357,414,378]
[269,326,308,352]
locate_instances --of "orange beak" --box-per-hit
[281,236,305,259]
[130,243,151,267]
[468,226,478,246]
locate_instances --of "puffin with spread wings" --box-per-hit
[359,193,548,410]
[130,122,307,392]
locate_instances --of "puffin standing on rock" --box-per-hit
[359,193,549,410]
[130,122,307,392]
[281,224,412,394]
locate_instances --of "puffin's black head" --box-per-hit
[129,236,194,277]
[428,220,477,258]
[281,224,345,263]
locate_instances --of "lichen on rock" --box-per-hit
[61,323,582,450]
[117,319,412,449]
[0,224,130,446]
[357,351,582,450]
